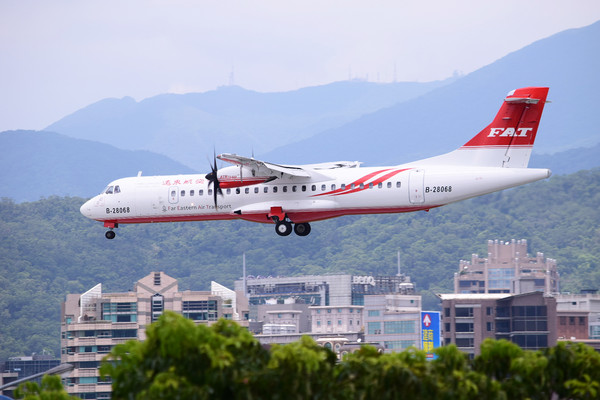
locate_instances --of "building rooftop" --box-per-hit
[437,293,512,300]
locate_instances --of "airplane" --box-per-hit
[80,87,551,239]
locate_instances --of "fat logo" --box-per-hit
[488,127,532,137]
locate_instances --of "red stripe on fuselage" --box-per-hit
[93,204,439,226]
[333,168,411,196]
[312,168,392,197]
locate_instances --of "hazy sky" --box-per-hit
[1,0,600,132]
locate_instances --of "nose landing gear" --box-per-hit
[104,222,118,239]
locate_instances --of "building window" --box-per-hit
[455,323,474,333]
[317,321,321,326]
[338,320,342,325]
[112,329,137,338]
[512,334,548,349]
[182,300,218,321]
[445,323,451,332]
[455,338,474,348]
[101,302,137,323]
[579,317,586,326]
[384,320,416,334]
[368,322,381,335]
[455,308,474,317]
[560,316,567,325]
[151,294,164,322]
[368,310,380,317]
[444,308,450,317]
[384,340,415,350]
[487,322,494,331]
[486,307,493,316]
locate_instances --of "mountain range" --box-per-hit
[2,21,600,202]
[39,21,600,171]
[46,80,453,171]
[264,21,600,165]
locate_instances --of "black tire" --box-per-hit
[105,230,116,240]
[275,221,293,236]
[294,222,311,236]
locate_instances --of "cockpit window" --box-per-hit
[105,186,114,194]
[114,185,121,194]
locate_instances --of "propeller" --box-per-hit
[205,151,223,207]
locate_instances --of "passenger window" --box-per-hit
[114,185,121,193]
[396,182,401,188]
[351,184,355,189]
[208,189,213,195]
[105,186,114,194]
[331,184,336,190]
[227,189,231,195]
[283,186,288,193]
[190,190,195,196]
[292,186,297,192]
[341,184,346,190]
[181,190,185,197]
[311,185,316,191]
[171,190,176,197]
[264,187,268,193]
[199,189,204,196]
[359,183,364,189]
[273,187,278,193]
[387,182,392,188]
[236,188,240,194]
[321,184,326,191]
[245,188,250,194]
[302,185,307,192]
[378,182,383,189]
[254,187,259,194]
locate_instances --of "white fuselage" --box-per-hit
[80,163,551,226]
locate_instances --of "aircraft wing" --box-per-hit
[217,153,311,179]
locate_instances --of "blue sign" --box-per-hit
[421,311,441,359]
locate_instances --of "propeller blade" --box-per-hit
[205,151,223,208]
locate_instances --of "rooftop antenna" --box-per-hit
[229,65,235,86]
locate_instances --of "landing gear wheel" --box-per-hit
[105,230,116,240]
[294,222,311,236]
[275,221,293,236]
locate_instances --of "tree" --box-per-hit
[14,374,76,400]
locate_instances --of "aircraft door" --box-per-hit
[168,186,179,204]
[408,169,425,204]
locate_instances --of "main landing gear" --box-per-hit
[269,207,310,237]
[273,218,311,237]
[275,220,311,236]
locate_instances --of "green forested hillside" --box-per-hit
[1,169,599,360]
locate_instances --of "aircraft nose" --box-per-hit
[80,199,94,218]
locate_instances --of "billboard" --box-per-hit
[421,311,441,359]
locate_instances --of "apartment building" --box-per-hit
[60,272,245,399]
[455,239,559,295]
